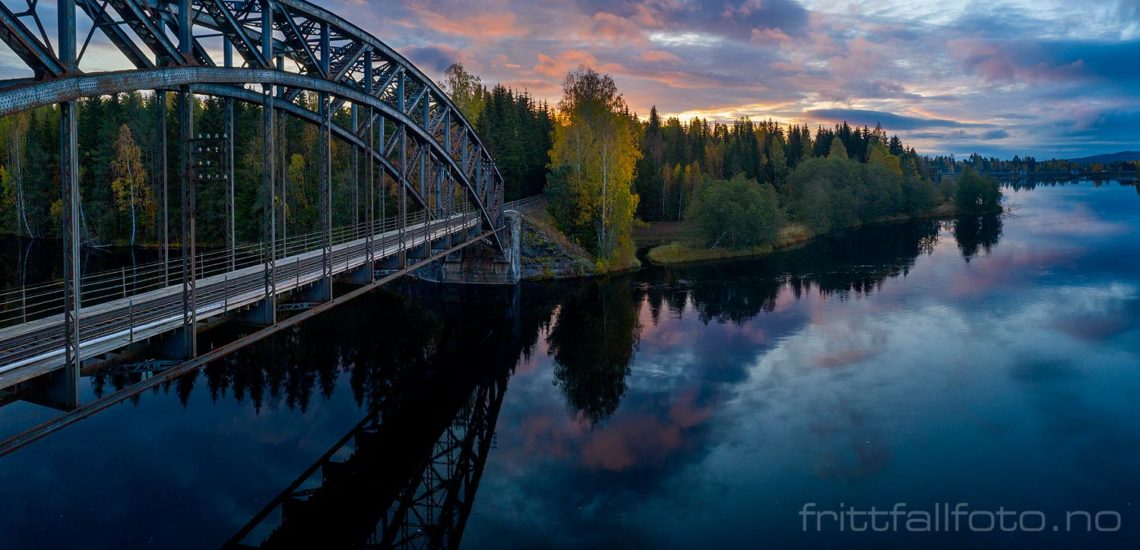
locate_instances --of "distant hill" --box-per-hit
[1067,151,1140,165]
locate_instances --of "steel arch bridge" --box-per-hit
[0,0,514,400]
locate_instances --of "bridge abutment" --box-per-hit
[422,210,520,285]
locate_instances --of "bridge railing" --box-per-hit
[503,194,545,211]
[0,207,477,330]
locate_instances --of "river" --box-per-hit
[0,181,1137,548]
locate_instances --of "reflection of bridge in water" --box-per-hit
[0,0,523,431]
[228,375,507,549]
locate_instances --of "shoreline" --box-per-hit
[645,202,1003,267]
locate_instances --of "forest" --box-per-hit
[0,69,554,249]
[0,63,1133,267]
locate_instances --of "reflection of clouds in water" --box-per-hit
[707,282,1138,486]
[465,185,1140,546]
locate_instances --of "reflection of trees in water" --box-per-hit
[195,293,446,412]
[783,220,942,298]
[953,214,1003,261]
[91,286,560,413]
[637,219,945,326]
[689,280,778,324]
[546,281,641,425]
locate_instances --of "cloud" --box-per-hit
[750,27,792,44]
[805,109,984,130]
[402,45,462,72]
[402,3,527,40]
[640,50,683,64]
[20,0,1139,158]
[951,38,1140,85]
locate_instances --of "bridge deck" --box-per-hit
[0,213,480,389]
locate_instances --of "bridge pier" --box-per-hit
[243,296,277,326]
[159,323,198,361]
[425,210,520,285]
[305,279,333,304]
[348,259,380,284]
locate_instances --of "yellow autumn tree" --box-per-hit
[110,124,151,247]
[548,67,640,269]
[868,141,903,177]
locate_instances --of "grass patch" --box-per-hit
[631,221,687,247]
[647,242,776,265]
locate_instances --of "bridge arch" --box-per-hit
[0,0,514,392]
[0,0,507,245]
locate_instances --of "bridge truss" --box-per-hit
[0,0,507,393]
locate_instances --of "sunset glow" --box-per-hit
[331,0,1139,158]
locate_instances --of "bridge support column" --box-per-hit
[348,264,374,285]
[243,297,276,326]
[59,0,81,409]
[314,89,333,303]
[504,209,521,283]
[158,90,170,287]
[175,0,197,359]
[315,22,333,303]
[258,78,277,325]
[175,84,197,359]
[224,40,236,272]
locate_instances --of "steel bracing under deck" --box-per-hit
[0,212,480,388]
[0,0,510,397]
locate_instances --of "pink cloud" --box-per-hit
[580,414,684,471]
[533,50,625,80]
[640,50,683,64]
[751,27,792,44]
[405,5,527,40]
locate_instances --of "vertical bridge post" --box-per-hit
[317,21,333,301]
[248,0,276,326]
[177,0,196,358]
[58,0,81,408]
[224,38,236,272]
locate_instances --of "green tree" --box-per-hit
[686,174,781,249]
[548,67,641,267]
[441,63,487,123]
[110,124,151,247]
[954,167,1002,214]
[768,135,789,190]
[828,136,848,160]
[867,141,902,177]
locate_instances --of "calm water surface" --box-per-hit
[0,182,1138,548]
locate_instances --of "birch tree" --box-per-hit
[110,124,151,247]
[1,113,33,237]
[548,67,640,266]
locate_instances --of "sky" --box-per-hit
[1,0,1136,159]
[335,0,1140,159]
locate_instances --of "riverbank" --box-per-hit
[513,197,597,280]
[646,201,992,266]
